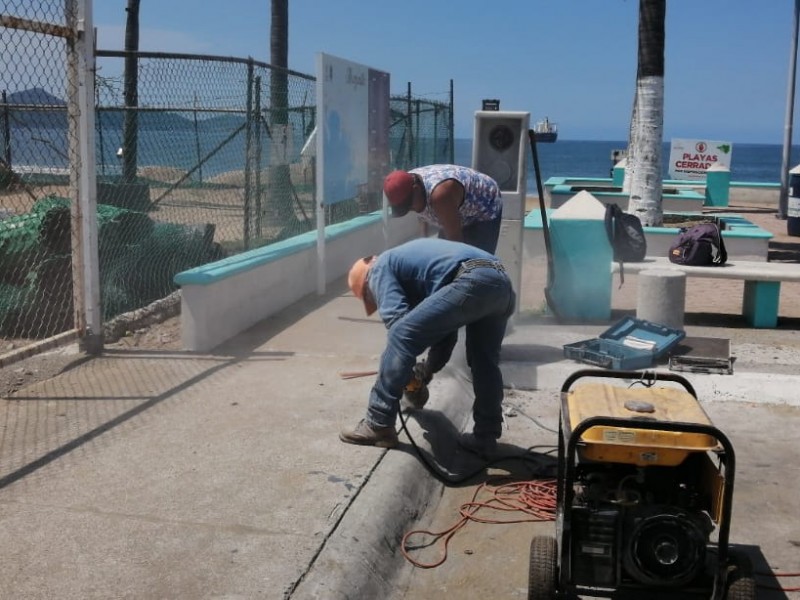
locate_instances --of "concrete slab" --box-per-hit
[2,277,800,599]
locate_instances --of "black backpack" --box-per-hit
[668,222,727,266]
[605,204,647,285]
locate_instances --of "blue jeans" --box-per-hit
[366,265,515,439]
[430,214,503,372]
[437,215,502,255]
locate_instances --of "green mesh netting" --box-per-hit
[0,196,222,337]
[100,221,222,319]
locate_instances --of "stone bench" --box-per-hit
[612,257,800,328]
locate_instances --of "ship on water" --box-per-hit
[533,117,558,143]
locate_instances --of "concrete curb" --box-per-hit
[291,374,473,599]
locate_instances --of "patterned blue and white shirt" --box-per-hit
[409,164,502,227]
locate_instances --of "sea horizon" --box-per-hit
[453,138,798,187]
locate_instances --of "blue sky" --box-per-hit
[93,1,799,144]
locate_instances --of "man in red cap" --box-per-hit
[383,165,502,254]
[341,237,515,457]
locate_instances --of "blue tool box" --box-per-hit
[563,317,686,370]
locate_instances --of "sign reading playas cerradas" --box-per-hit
[668,138,733,181]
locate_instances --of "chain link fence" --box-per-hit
[1,1,81,349]
[1,12,453,365]
[93,51,319,325]
[390,85,454,172]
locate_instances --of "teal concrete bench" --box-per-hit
[172,212,420,351]
[174,213,380,286]
[612,257,800,328]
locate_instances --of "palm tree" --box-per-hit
[624,0,666,227]
[268,0,298,234]
[122,0,140,184]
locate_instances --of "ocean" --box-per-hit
[453,138,796,194]
[7,126,798,190]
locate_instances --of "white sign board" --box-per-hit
[668,138,733,180]
[316,53,389,206]
[314,53,390,295]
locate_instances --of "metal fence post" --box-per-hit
[449,79,455,163]
[244,59,254,248]
[70,0,102,353]
[1,90,10,167]
[406,82,413,167]
[254,77,263,237]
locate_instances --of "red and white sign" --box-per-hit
[668,138,733,180]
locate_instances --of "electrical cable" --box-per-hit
[340,373,558,570]
[397,407,552,485]
[400,476,557,569]
[755,570,800,593]
[396,408,558,569]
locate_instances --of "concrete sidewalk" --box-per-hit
[2,277,800,599]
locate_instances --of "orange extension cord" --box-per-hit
[756,570,800,593]
[400,477,557,569]
[400,479,800,594]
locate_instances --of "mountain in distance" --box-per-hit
[7,87,67,106]
[5,87,68,128]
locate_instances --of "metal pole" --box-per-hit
[415,99,421,165]
[244,59,254,248]
[406,81,412,167]
[449,79,454,164]
[779,0,800,219]
[2,91,11,167]
[193,92,203,183]
[72,0,102,352]
[254,77,263,237]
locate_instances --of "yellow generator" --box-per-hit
[528,369,756,600]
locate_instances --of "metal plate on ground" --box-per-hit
[669,336,733,375]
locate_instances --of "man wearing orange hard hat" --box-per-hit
[341,237,515,457]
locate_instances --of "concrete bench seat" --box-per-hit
[524,209,773,262]
[613,257,800,327]
[173,213,419,351]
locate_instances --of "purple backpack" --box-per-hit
[668,223,727,266]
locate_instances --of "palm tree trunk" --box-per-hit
[625,0,665,227]
[122,0,140,184]
[268,0,297,235]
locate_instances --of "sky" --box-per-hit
[91,1,800,144]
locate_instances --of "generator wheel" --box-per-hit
[725,550,756,600]
[528,535,557,600]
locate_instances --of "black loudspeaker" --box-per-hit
[472,112,528,194]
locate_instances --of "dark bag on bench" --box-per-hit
[605,203,647,286]
[668,222,727,266]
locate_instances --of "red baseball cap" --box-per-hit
[383,170,415,217]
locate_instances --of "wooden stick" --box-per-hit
[339,370,378,380]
